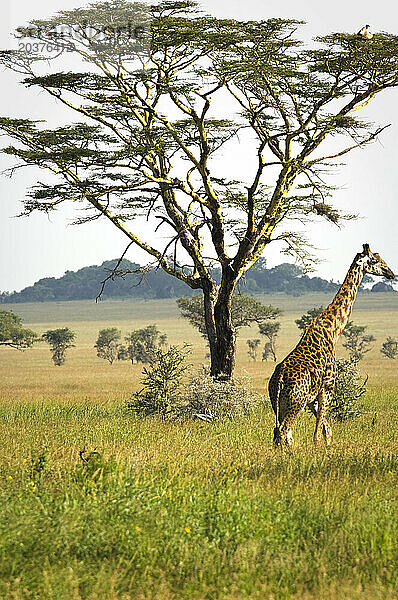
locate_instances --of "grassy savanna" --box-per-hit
[0,294,397,600]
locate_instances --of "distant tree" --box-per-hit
[117,345,129,362]
[94,328,121,364]
[120,325,167,364]
[341,321,375,363]
[380,336,398,359]
[259,321,281,361]
[42,327,75,366]
[269,263,304,281]
[177,294,281,341]
[0,310,38,349]
[371,281,395,293]
[246,339,261,361]
[295,307,324,331]
[0,292,12,304]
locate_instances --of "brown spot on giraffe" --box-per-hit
[269,244,395,447]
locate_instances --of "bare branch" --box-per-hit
[96,241,134,302]
[307,124,391,165]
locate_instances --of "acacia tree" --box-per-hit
[295,306,324,332]
[0,310,38,350]
[121,324,167,364]
[1,1,398,378]
[42,327,76,365]
[341,321,376,363]
[95,327,121,364]
[259,321,280,362]
[177,293,281,339]
[246,339,260,361]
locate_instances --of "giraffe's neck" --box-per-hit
[316,259,364,347]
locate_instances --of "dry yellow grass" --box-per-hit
[1,293,397,404]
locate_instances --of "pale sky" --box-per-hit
[1,0,398,292]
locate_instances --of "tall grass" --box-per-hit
[0,403,397,600]
[0,298,397,599]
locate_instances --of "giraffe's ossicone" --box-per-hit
[269,244,395,447]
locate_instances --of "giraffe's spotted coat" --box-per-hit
[268,244,395,446]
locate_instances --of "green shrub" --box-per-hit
[330,359,366,421]
[125,345,190,416]
[380,336,398,359]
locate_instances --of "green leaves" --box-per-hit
[177,293,281,339]
[312,32,398,86]
[42,327,76,365]
[94,327,122,364]
[0,311,38,350]
[0,117,40,134]
[23,72,111,90]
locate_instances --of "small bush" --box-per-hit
[177,367,263,421]
[330,359,366,421]
[380,336,398,359]
[125,345,190,417]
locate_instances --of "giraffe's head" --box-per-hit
[357,244,395,280]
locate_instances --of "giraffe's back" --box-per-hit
[268,326,335,420]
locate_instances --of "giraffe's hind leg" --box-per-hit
[275,383,309,447]
[313,388,332,445]
[308,397,331,443]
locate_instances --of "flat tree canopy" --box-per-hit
[0,310,38,350]
[1,1,398,376]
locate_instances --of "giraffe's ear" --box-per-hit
[362,243,370,255]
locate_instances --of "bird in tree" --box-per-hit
[1,2,398,379]
[358,25,373,40]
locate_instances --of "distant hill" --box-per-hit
[1,258,345,303]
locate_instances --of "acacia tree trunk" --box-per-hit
[212,292,235,379]
[202,271,236,380]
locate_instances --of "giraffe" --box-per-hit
[268,244,395,447]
